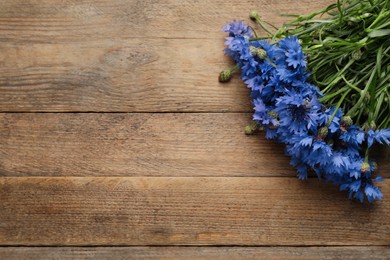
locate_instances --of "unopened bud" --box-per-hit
[352,49,362,60]
[219,69,231,83]
[256,48,267,59]
[360,162,370,173]
[306,53,311,62]
[362,122,370,132]
[249,10,258,20]
[340,116,353,131]
[249,46,267,59]
[250,46,257,56]
[245,122,260,135]
[370,120,376,130]
[317,126,329,139]
[267,110,278,118]
[245,125,253,135]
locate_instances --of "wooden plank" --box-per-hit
[0,39,251,112]
[0,0,334,42]
[0,113,293,177]
[0,0,334,112]
[0,177,389,245]
[1,113,388,177]
[0,246,389,260]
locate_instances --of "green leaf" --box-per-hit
[368,29,390,38]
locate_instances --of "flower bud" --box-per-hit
[219,69,231,83]
[370,120,376,131]
[250,46,267,59]
[362,122,370,132]
[249,10,258,20]
[360,162,370,173]
[245,122,260,135]
[245,125,253,135]
[317,126,329,139]
[340,116,353,131]
[352,49,362,61]
[249,46,257,56]
[256,48,267,59]
[267,110,278,118]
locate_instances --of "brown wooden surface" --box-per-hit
[0,113,292,177]
[0,113,388,177]
[0,0,389,259]
[0,0,332,112]
[1,246,389,260]
[0,177,389,246]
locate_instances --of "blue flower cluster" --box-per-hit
[223,21,390,203]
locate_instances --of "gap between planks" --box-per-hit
[0,246,389,259]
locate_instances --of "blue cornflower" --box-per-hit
[339,125,365,147]
[275,90,321,134]
[251,39,281,61]
[252,98,278,127]
[224,36,251,66]
[223,20,253,38]
[276,64,308,86]
[222,25,386,202]
[278,35,307,69]
[260,70,287,102]
[325,151,352,176]
[318,107,343,134]
[366,128,390,148]
[307,139,333,167]
[245,76,265,98]
[365,183,383,203]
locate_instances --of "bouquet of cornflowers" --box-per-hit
[219,0,389,203]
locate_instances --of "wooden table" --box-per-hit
[0,0,389,258]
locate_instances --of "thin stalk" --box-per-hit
[327,89,351,126]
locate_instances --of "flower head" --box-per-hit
[275,89,320,134]
[278,35,307,69]
[222,21,253,38]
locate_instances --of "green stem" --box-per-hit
[347,63,378,117]
[248,26,258,38]
[336,0,344,23]
[319,87,349,102]
[364,147,370,163]
[321,59,355,93]
[252,14,274,36]
[326,89,351,127]
[229,64,239,73]
[341,75,363,93]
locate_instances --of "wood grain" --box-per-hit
[0,113,294,177]
[0,177,389,246]
[0,0,334,41]
[0,0,334,112]
[0,39,251,112]
[1,246,389,260]
[0,0,388,256]
[1,113,388,177]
